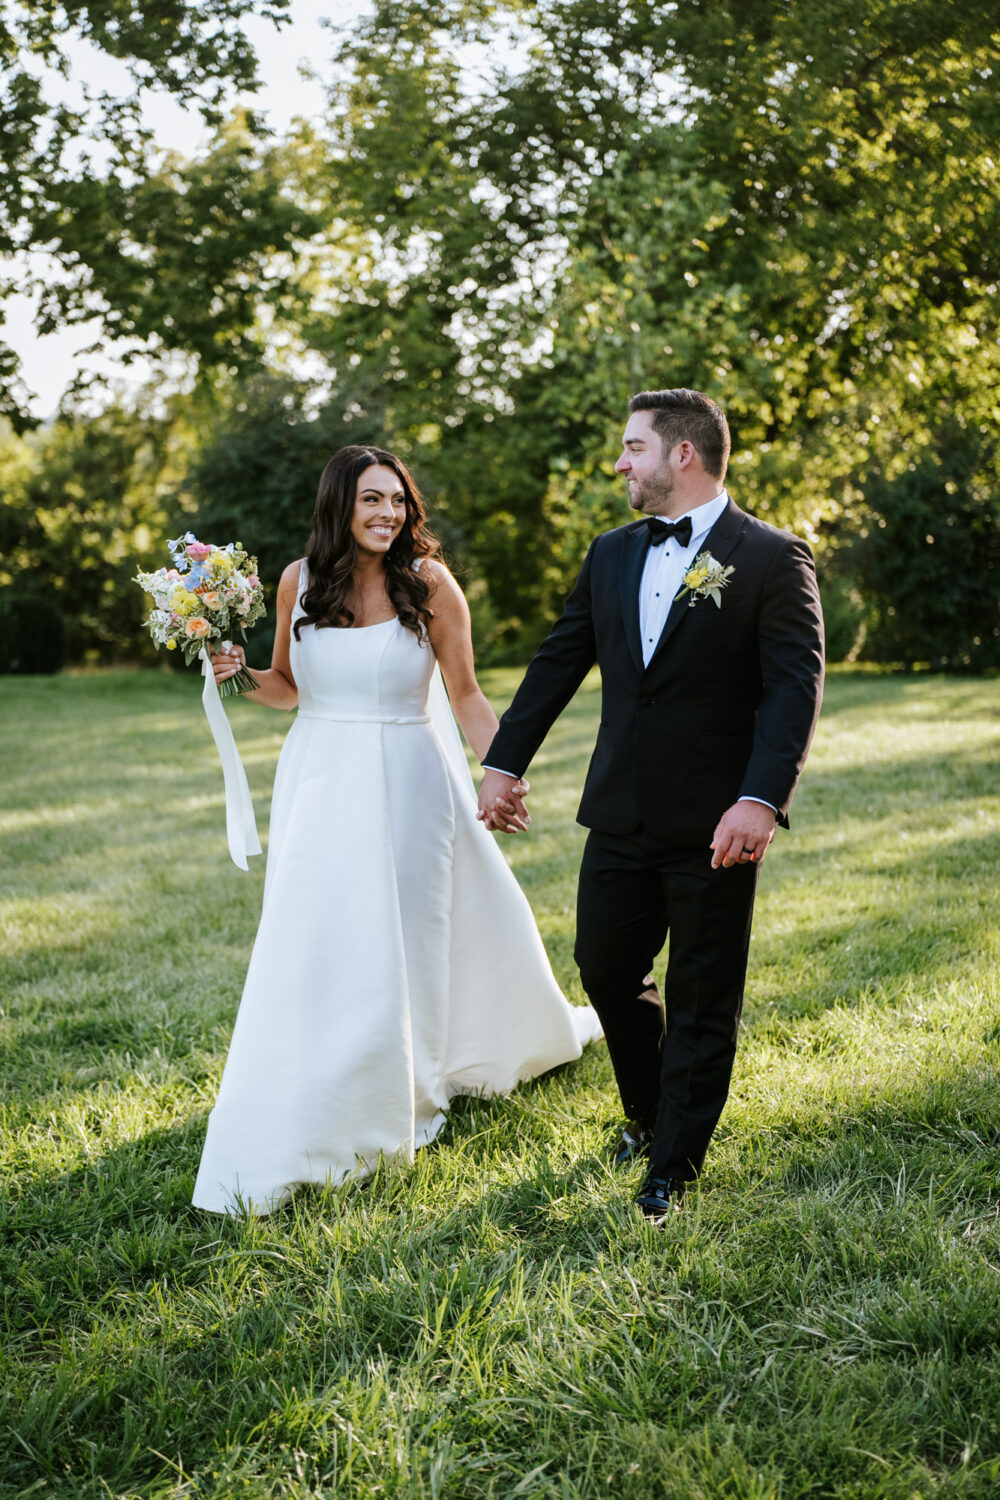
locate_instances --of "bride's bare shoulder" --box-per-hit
[277,559,306,603]
[416,556,454,592]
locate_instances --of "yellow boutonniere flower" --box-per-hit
[675,551,735,608]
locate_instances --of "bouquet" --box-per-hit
[135,533,265,697]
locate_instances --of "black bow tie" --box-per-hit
[645,515,693,548]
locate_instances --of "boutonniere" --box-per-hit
[675,551,734,608]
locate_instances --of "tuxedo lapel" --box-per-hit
[618,522,649,676]
[647,500,748,667]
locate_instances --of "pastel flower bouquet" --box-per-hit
[135,533,266,697]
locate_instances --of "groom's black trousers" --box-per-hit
[575,826,758,1181]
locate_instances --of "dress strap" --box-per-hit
[294,558,308,621]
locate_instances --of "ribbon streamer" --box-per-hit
[199,647,263,870]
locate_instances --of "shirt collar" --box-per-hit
[648,490,728,546]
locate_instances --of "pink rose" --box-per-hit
[185,541,212,561]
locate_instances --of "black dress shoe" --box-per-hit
[636,1172,685,1225]
[610,1122,653,1168]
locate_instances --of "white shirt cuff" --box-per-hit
[738,795,777,814]
[482,764,519,778]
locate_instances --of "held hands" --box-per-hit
[710,800,776,870]
[210,641,246,685]
[477,768,531,834]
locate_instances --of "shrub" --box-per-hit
[855,432,1000,671]
[0,593,69,674]
[817,569,866,663]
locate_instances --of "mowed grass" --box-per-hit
[1,666,999,1499]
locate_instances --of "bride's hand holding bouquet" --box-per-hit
[210,639,250,689]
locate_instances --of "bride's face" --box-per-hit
[351,464,407,555]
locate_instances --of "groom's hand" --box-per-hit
[711,801,776,869]
[477,768,531,834]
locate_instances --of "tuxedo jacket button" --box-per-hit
[639,695,654,707]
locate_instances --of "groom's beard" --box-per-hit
[627,466,675,513]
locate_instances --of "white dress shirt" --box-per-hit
[639,491,729,666]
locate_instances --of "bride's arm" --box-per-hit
[423,561,500,762]
[210,560,299,710]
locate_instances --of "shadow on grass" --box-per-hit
[753,1065,1000,1210]
[2,1115,210,1246]
[0,1002,234,1116]
[748,910,985,1020]
[4,1039,999,1497]
[814,671,1000,721]
[794,742,998,823]
[2,1051,605,1244]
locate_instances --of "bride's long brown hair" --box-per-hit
[293,445,440,640]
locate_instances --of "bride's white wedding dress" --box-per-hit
[193,566,602,1214]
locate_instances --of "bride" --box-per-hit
[192,444,601,1215]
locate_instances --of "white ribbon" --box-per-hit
[199,646,262,871]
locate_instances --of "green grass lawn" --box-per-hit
[1,666,999,1499]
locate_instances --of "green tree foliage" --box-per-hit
[0,404,182,659]
[853,428,1000,671]
[6,0,999,665]
[1,0,294,424]
[33,116,322,378]
[0,593,68,673]
[297,0,999,655]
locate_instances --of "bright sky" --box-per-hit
[7,0,369,418]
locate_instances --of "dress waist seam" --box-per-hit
[297,710,431,725]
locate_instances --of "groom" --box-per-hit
[478,388,824,1224]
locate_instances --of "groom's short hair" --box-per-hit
[627,388,731,480]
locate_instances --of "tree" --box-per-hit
[1,0,293,424]
[7,0,998,662]
[302,0,1000,651]
[853,427,1000,671]
[0,402,184,660]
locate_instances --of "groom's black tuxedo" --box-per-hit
[485,498,824,1182]
[486,500,824,844]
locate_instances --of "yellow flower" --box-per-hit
[675,550,735,607]
[213,553,234,577]
[170,586,197,615]
[166,639,178,650]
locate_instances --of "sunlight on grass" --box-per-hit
[1,668,999,1498]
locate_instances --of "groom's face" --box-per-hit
[616,410,675,514]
